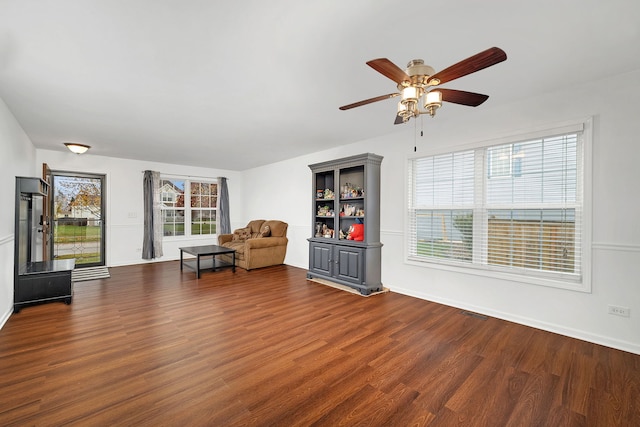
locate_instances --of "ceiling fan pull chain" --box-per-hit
[414,117,419,152]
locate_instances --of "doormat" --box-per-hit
[307,278,389,297]
[72,266,110,282]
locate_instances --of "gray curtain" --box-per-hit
[142,170,163,259]
[218,177,231,235]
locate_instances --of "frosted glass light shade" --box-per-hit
[425,90,442,107]
[64,143,91,154]
[401,86,419,102]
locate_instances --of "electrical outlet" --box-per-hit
[608,305,630,317]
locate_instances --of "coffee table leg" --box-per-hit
[197,254,201,279]
[180,250,183,271]
[232,251,236,273]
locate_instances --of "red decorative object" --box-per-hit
[347,223,364,241]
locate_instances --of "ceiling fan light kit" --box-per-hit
[340,47,507,124]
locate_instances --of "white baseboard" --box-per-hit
[0,306,11,330]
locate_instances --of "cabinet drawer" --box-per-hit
[17,273,72,302]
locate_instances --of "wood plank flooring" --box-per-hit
[1,262,638,426]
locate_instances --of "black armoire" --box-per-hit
[14,177,74,313]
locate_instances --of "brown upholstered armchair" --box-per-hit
[218,220,288,270]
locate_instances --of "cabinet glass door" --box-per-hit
[338,165,365,241]
[314,170,336,239]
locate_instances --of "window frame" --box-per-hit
[159,176,218,239]
[405,119,592,292]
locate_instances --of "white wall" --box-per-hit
[242,69,640,354]
[0,97,37,327]
[34,150,244,267]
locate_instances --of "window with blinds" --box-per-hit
[407,123,586,287]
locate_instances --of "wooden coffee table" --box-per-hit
[179,245,236,278]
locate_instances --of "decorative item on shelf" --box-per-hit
[346,218,364,241]
[356,208,365,217]
[315,222,323,237]
[322,224,334,238]
[316,190,324,199]
[341,183,364,199]
[317,205,331,216]
[341,183,349,198]
[342,204,356,216]
[323,188,334,199]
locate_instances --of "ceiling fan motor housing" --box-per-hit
[399,59,437,90]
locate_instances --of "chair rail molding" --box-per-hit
[0,234,13,246]
[592,242,640,253]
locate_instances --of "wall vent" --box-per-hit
[461,310,488,320]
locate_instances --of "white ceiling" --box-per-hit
[1,0,639,170]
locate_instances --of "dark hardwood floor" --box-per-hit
[1,262,638,426]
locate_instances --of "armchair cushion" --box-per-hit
[232,227,252,242]
[262,220,287,237]
[259,224,271,237]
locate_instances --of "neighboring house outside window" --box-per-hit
[407,120,590,291]
[160,178,217,237]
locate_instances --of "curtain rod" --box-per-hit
[141,171,228,180]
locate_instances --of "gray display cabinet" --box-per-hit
[307,153,383,295]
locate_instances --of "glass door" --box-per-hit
[41,163,52,261]
[51,172,106,267]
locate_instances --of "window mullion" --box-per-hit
[185,180,192,237]
[473,148,486,265]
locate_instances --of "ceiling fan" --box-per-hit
[339,47,507,124]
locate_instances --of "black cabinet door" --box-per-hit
[17,272,72,303]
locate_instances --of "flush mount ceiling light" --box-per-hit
[339,47,507,124]
[64,143,91,154]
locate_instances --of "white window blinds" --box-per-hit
[482,134,581,279]
[407,150,475,263]
[407,123,586,285]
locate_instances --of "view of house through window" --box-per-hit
[407,124,585,286]
[160,178,217,237]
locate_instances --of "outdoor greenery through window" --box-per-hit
[160,178,217,237]
[407,122,586,286]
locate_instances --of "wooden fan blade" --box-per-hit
[438,88,489,107]
[366,58,411,85]
[427,47,507,86]
[339,93,399,110]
